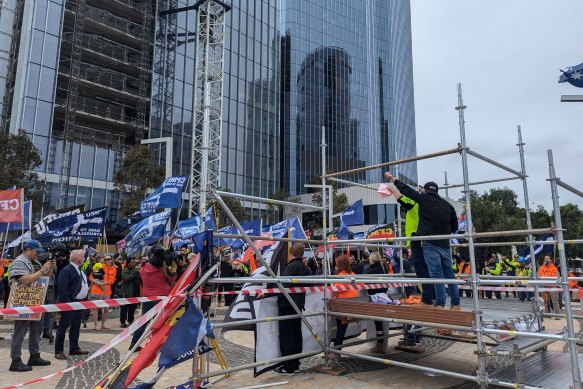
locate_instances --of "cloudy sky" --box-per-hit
[409,1,583,211]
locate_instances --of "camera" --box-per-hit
[37,242,70,265]
[149,245,180,267]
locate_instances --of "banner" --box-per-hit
[32,204,85,240]
[174,215,201,239]
[113,211,142,234]
[0,188,23,223]
[125,211,172,257]
[0,200,31,232]
[340,199,364,226]
[140,176,189,216]
[4,276,49,320]
[366,224,395,240]
[44,207,107,243]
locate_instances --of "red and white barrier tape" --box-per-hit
[0,295,168,316]
[0,297,171,389]
[459,285,579,293]
[198,282,415,296]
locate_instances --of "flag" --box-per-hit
[124,211,172,257]
[116,239,126,253]
[140,176,189,217]
[340,199,364,226]
[173,215,202,239]
[95,362,132,389]
[458,215,467,231]
[43,207,107,244]
[124,236,211,387]
[159,296,213,368]
[113,211,142,234]
[129,297,213,388]
[0,189,23,223]
[336,223,352,240]
[0,200,31,232]
[519,233,555,261]
[6,230,31,248]
[31,204,85,240]
[216,219,262,249]
[559,62,583,88]
[204,205,216,230]
[263,217,305,239]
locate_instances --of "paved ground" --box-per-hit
[0,300,577,389]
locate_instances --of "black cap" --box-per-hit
[423,181,438,193]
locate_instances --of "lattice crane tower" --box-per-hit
[189,0,230,218]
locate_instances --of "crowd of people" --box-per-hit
[0,172,577,376]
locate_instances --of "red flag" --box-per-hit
[124,254,201,386]
[0,189,23,223]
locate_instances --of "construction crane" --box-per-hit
[158,0,230,219]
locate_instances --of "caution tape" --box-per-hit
[0,297,171,389]
[459,285,579,293]
[198,282,415,296]
[0,295,168,316]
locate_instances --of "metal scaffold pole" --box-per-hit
[517,126,543,329]
[321,125,331,364]
[547,149,582,389]
[455,83,488,388]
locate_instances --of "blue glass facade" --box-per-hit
[280,0,417,194]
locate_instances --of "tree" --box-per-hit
[266,189,300,225]
[307,174,349,230]
[530,205,551,229]
[0,130,45,212]
[553,203,583,258]
[113,146,165,217]
[213,188,247,228]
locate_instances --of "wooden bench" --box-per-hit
[329,298,476,328]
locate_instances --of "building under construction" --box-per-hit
[0,0,156,223]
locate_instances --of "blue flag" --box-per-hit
[174,215,202,239]
[340,199,364,226]
[0,200,31,232]
[559,62,583,88]
[113,211,142,234]
[42,207,107,244]
[158,296,213,369]
[204,205,216,230]
[263,217,305,239]
[140,176,189,217]
[519,233,555,261]
[216,219,262,249]
[336,222,352,240]
[125,211,171,257]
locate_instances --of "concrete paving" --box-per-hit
[0,302,579,389]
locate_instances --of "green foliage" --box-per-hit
[553,203,583,258]
[468,187,583,258]
[214,188,247,228]
[0,130,45,212]
[113,146,165,217]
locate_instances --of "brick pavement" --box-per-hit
[0,304,572,389]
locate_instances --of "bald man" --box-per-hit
[55,249,90,360]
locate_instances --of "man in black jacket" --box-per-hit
[272,243,312,376]
[385,172,460,309]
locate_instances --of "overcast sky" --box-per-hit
[409,1,583,211]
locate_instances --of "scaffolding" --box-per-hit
[172,83,583,388]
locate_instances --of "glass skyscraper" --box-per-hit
[1,0,416,222]
[280,0,417,194]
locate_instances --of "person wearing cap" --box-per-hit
[384,172,460,310]
[8,240,54,372]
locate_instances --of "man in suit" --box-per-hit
[55,249,90,360]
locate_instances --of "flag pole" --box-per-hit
[2,223,10,255]
[20,189,24,250]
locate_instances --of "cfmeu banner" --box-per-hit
[0,189,23,223]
